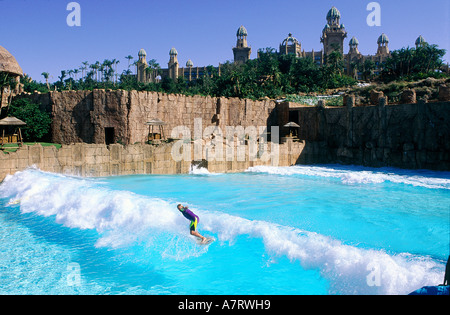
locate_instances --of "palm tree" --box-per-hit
[125,55,134,69]
[102,59,113,82]
[58,70,67,83]
[89,64,95,81]
[41,72,50,90]
[111,59,120,83]
[92,61,101,81]
[73,69,79,81]
[115,60,120,81]
[132,61,138,76]
[80,66,86,80]
[81,61,89,80]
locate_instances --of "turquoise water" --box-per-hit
[0,165,449,295]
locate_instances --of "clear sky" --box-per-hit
[1,0,449,82]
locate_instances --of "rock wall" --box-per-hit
[16,90,277,146]
[13,90,450,172]
[0,140,303,182]
[287,99,450,170]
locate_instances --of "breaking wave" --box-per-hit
[246,165,450,190]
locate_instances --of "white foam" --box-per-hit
[0,168,445,294]
[189,164,221,176]
[246,165,450,190]
[0,169,185,249]
[189,165,212,175]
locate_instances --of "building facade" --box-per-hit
[136,6,430,83]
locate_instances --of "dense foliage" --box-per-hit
[21,43,448,101]
[380,43,447,82]
[23,49,357,100]
[8,98,52,142]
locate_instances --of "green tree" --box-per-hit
[81,61,89,80]
[382,43,446,81]
[0,73,17,91]
[58,70,67,83]
[41,72,51,91]
[290,57,322,92]
[359,59,376,81]
[0,73,18,116]
[161,77,177,94]
[325,51,344,75]
[125,55,134,69]
[413,43,445,73]
[8,98,52,141]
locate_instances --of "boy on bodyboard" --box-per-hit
[177,204,213,245]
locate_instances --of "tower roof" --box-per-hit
[377,33,389,44]
[415,35,426,46]
[349,36,359,46]
[237,25,248,37]
[169,47,178,56]
[0,45,23,77]
[186,59,193,67]
[281,33,300,46]
[327,6,341,19]
[138,48,147,57]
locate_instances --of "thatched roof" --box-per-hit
[146,118,166,126]
[284,122,300,128]
[0,116,26,126]
[0,45,23,77]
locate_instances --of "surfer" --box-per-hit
[177,204,208,244]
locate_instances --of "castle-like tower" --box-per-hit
[376,33,390,57]
[134,7,434,84]
[321,6,348,55]
[345,37,363,77]
[233,25,252,64]
[415,35,426,48]
[136,48,148,83]
[348,37,361,56]
[279,33,302,57]
[168,47,179,80]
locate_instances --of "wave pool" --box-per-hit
[0,165,449,295]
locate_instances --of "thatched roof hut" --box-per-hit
[0,116,26,126]
[0,116,26,147]
[0,45,23,77]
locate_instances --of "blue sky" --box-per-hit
[1,0,449,82]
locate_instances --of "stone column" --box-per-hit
[400,89,416,104]
[438,84,450,101]
[370,90,384,105]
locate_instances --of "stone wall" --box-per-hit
[0,140,304,182]
[12,89,450,172]
[287,99,450,171]
[16,90,277,146]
